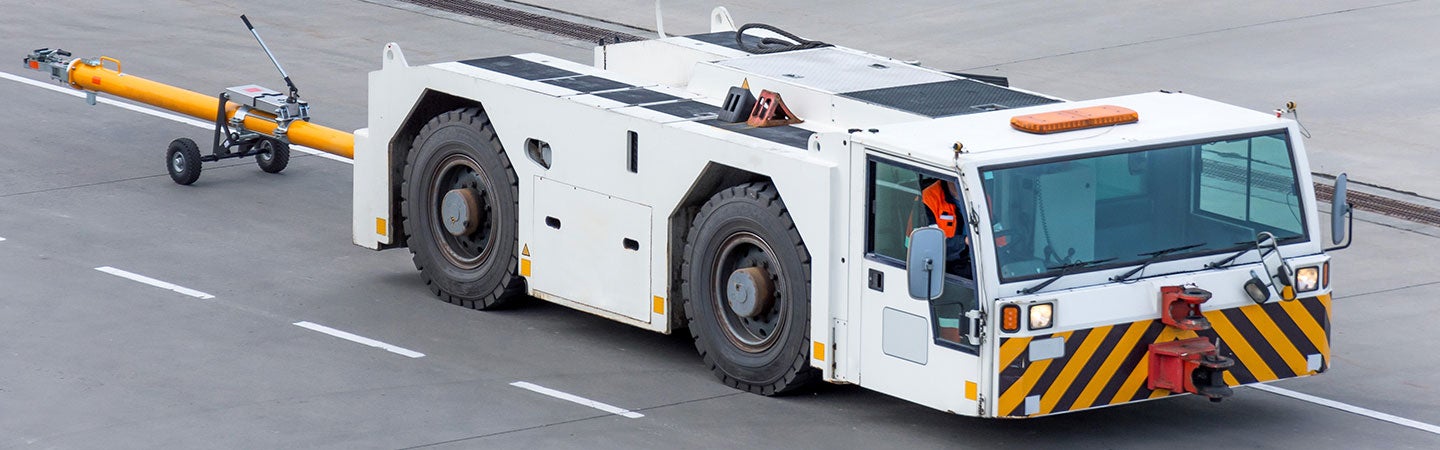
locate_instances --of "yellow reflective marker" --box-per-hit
[652,296,665,314]
[813,341,826,362]
[375,218,387,237]
[965,381,978,401]
[520,259,531,277]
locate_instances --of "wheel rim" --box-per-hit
[428,151,496,270]
[171,151,186,173]
[257,141,273,162]
[711,231,787,353]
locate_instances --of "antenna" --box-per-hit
[241,15,300,103]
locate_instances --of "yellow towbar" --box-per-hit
[24,50,353,159]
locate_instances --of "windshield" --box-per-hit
[981,130,1307,282]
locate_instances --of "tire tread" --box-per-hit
[400,107,525,310]
[681,181,818,396]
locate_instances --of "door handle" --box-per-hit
[868,269,884,292]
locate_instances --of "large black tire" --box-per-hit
[166,138,202,185]
[401,107,525,309]
[682,182,817,395]
[255,139,290,174]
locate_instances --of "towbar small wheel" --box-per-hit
[255,139,290,174]
[166,137,203,185]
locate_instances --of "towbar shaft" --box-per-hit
[20,49,352,159]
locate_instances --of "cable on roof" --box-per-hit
[735,23,830,54]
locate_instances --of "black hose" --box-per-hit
[735,23,830,54]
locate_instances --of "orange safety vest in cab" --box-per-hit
[923,181,959,238]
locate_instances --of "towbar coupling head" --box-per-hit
[24,48,75,83]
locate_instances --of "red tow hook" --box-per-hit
[1160,285,1212,330]
[1149,337,1235,402]
[1148,285,1235,402]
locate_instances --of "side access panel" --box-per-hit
[530,177,653,322]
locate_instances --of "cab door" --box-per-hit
[853,152,987,415]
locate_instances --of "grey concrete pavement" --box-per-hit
[2,0,1439,448]
[519,0,1440,198]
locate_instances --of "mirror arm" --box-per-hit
[924,258,935,300]
[1324,202,1355,251]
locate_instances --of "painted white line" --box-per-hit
[510,381,645,419]
[94,266,215,299]
[0,71,352,164]
[1250,383,1440,436]
[293,321,425,358]
[0,236,6,242]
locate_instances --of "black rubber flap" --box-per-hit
[703,120,812,149]
[644,100,723,120]
[642,100,809,149]
[594,88,682,105]
[542,75,633,93]
[460,55,578,80]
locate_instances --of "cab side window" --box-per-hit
[867,160,926,262]
[866,157,978,353]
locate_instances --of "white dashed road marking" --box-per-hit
[0,71,352,164]
[510,381,645,419]
[1250,383,1440,436]
[293,321,425,358]
[95,266,215,299]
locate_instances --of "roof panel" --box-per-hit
[844,79,1061,118]
[716,48,953,93]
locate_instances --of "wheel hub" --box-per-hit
[440,188,481,236]
[429,153,496,270]
[726,266,774,318]
[711,232,786,352]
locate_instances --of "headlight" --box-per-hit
[1295,266,1320,292]
[1029,303,1054,330]
[1244,272,1271,304]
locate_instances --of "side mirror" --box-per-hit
[1256,232,1294,299]
[1329,173,1354,250]
[907,226,946,300]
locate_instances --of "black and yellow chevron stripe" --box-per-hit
[996,295,1331,417]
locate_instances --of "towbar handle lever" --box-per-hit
[240,14,300,103]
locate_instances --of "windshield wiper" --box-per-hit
[1020,257,1117,295]
[1109,243,1206,283]
[1205,241,1259,269]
